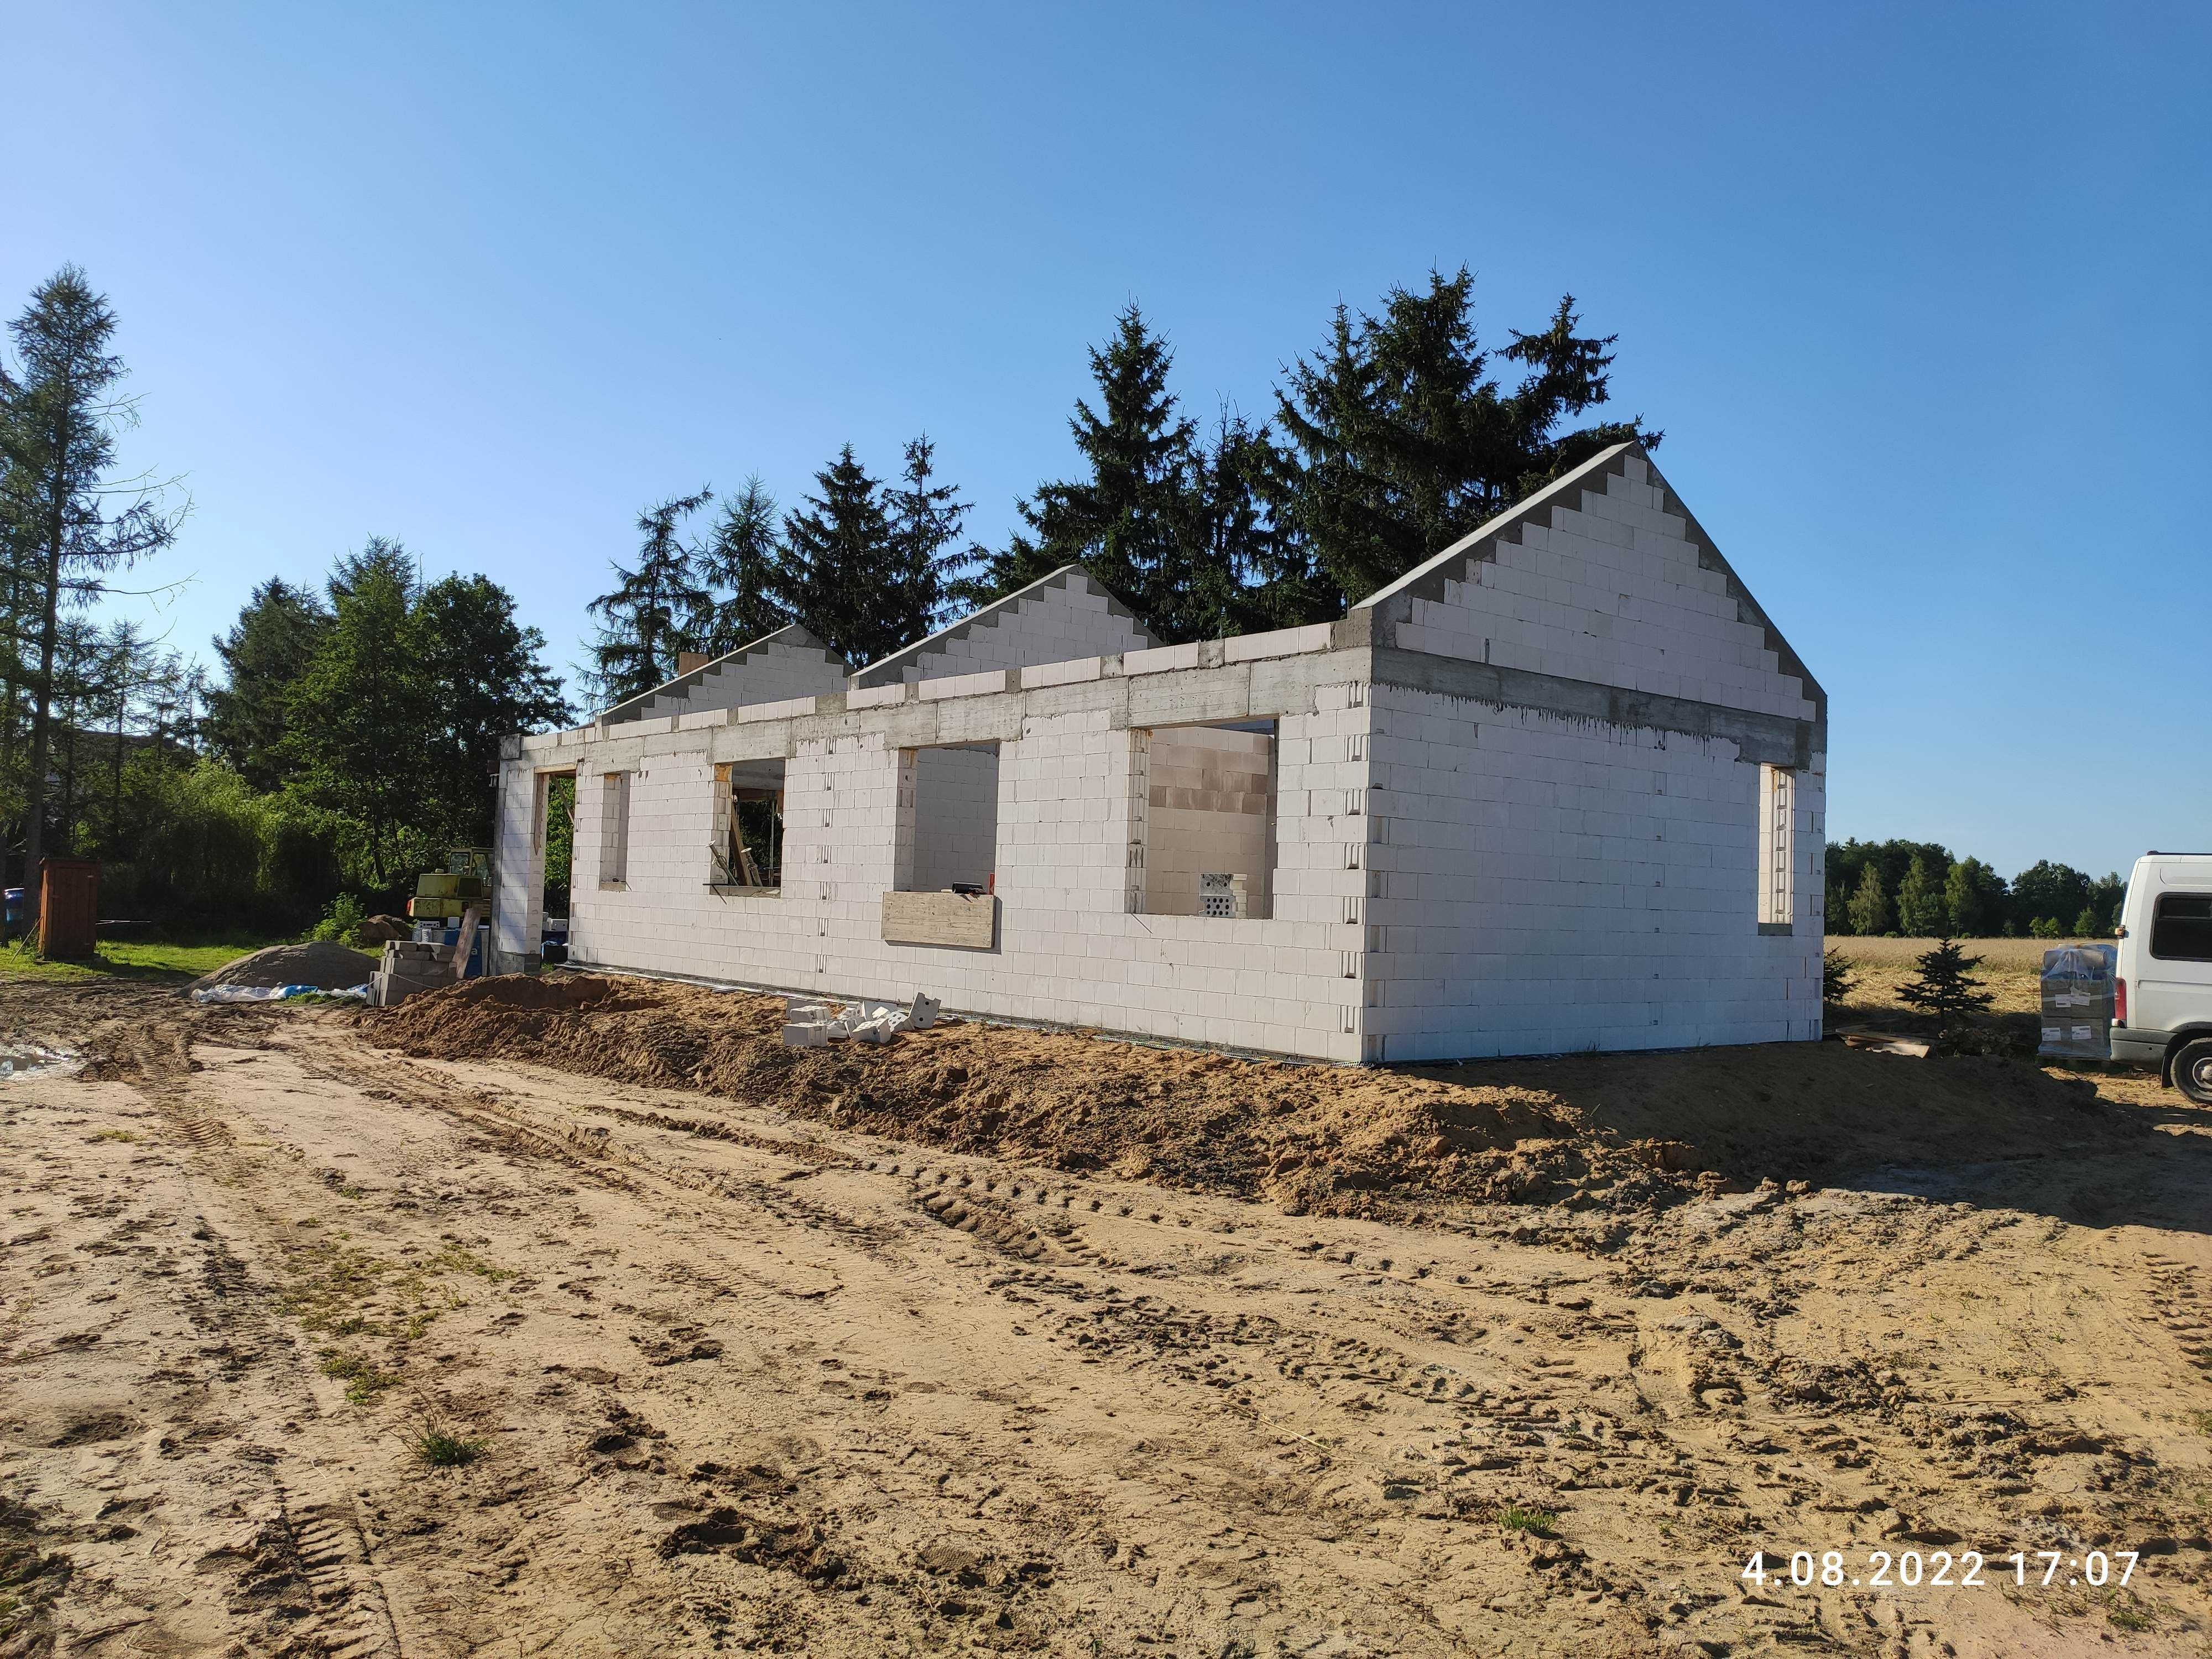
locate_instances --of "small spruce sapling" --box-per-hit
[1822,947,1857,1006]
[1896,938,1994,1033]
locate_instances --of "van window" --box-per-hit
[2150,894,2212,962]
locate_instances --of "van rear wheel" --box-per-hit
[2177,1039,2212,1107]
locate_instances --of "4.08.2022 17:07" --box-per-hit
[1744,1548,2140,1591]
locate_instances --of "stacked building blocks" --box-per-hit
[370,940,453,1008]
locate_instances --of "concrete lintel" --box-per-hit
[1370,646,1816,767]
[1124,662,1254,728]
[707,719,797,765]
[1249,648,1375,719]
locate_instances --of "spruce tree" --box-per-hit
[958,304,1221,641]
[883,436,971,645]
[1266,273,1655,604]
[774,447,899,666]
[1848,863,1892,936]
[1821,947,1857,1006]
[585,488,711,706]
[1897,938,1995,1032]
[692,478,789,658]
[1896,856,1944,936]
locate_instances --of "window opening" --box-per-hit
[1130,719,1276,919]
[894,743,1001,894]
[711,760,786,893]
[598,770,631,887]
[1757,764,1794,930]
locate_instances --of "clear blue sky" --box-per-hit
[4,2,2204,881]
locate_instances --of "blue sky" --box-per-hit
[3,2,2204,881]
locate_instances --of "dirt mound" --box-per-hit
[190,941,375,992]
[357,914,412,946]
[363,977,2147,1221]
[434,973,658,1013]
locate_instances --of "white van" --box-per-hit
[2112,852,2212,1104]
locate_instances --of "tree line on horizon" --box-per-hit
[1826,839,2126,941]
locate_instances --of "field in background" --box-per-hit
[1828,932,2102,1023]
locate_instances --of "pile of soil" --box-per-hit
[363,976,2147,1221]
[190,941,377,993]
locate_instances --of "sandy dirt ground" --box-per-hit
[6,978,2212,1658]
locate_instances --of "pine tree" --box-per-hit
[0,267,182,922]
[1266,273,1656,605]
[1896,856,1945,935]
[691,478,789,659]
[1848,863,1892,936]
[585,488,711,706]
[774,447,900,666]
[1896,938,1995,1032]
[204,578,330,790]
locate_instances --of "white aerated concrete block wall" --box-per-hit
[893,583,1153,685]
[491,762,545,967]
[1143,726,1273,916]
[550,699,1367,1061]
[1357,682,1824,1062]
[907,744,1000,891]
[1392,455,1818,723]
[640,638,848,719]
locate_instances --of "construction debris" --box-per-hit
[780,989,942,1048]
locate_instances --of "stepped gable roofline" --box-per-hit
[595,622,847,726]
[1350,441,1825,726]
[848,564,1159,688]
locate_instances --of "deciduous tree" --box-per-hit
[1896,856,1945,936]
[1848,863,1892,936]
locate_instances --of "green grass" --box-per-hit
[0,937,375,984]
[412,1424,487,1467]
[1496,1504,1558,1537]
[319,1349,401,1403]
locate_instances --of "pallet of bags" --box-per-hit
[2038,943,2116,1058]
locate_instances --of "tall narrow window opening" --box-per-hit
[599,770,632,888]
[1757,764,1793,931]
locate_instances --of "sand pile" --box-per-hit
[365,976,2144,1220]
[190,941,377,993]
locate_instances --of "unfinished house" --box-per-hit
[494,446,1825,1063]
